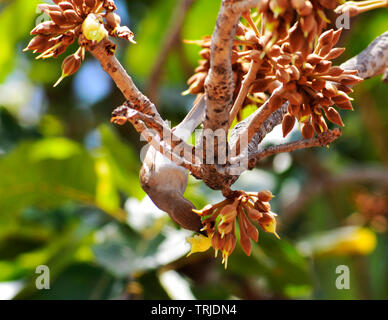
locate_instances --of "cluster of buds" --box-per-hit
[24,0,135,86]
[256,0,341,53]
[185,7,362,137]
[278,27,363,138]
[191,190,278,268]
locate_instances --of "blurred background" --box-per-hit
[0,0,387,300]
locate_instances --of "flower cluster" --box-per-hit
[185,4,363,138]
[24,0,134,86]
[191,191,278,268]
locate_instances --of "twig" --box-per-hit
[88,38,163,123]
[229,59,260,124]
[340,31,388,80]
[249,128,342,164]
[230,85,284,156]
[111,104,200,166]
[281,166,388,227]
[146,0,195,103]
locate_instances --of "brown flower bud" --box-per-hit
[63,9,82,24]
[291,0,306,10]
[340,75,363,86]
[245,206,263,220]
[307,53,323,65]
[298,2,313,15]
[276,54,292,66]
[311,78,326,91]
[331,28,343,47]
[336,84,353,94]
[325,47,346,60]
[301,121,314,139]
[325,107,344,126]
[30,21,62,35]
[268,44,282,58]
[276,67,290,83]
[315,60,332,73]
[268,93,283,110]
[282,113,296,137]
[312,115,328,133]
[218,221,234,237]
[287,90,303,105]
[254,201,271,213]
[318,29,334,46]
[289,65,301,80]
[23,35,51,52]
[289,103,301,116]
[219,204,238,224]
[54,53,82,87]
[257,190,275,202]
[303,62,314,74]
[327,66,344,77]
[48,10,68,26]
[289,24,304,52]
[115,26,136,43]
[85,0,97,10]
[300,14,316,34]
[336,100,354,110]
[59,1,74,11]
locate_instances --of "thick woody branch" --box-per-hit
[340,31,388,80]
[204,0,260,134]
[203,2,240,135]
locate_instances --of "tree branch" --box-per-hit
[111,104,201,167]
[88,38,163,123]
[249,128,342,164]
[340,31,388,80]
[229,58,261,123]
[281,166,388,227]
[203,0,261,134]
[111,105,202,177]
[146,0,195,103]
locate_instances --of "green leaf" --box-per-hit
[0,0,40,82]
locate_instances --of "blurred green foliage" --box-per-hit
[0,0,387,300]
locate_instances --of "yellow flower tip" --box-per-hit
[186,234,212,257]
[192,208,203,215]
[214,249,218,258]
[53,73,67,88]
[222,252,229,269]
[181,89,191,96]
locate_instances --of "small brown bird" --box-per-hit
[140,95,206,232]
